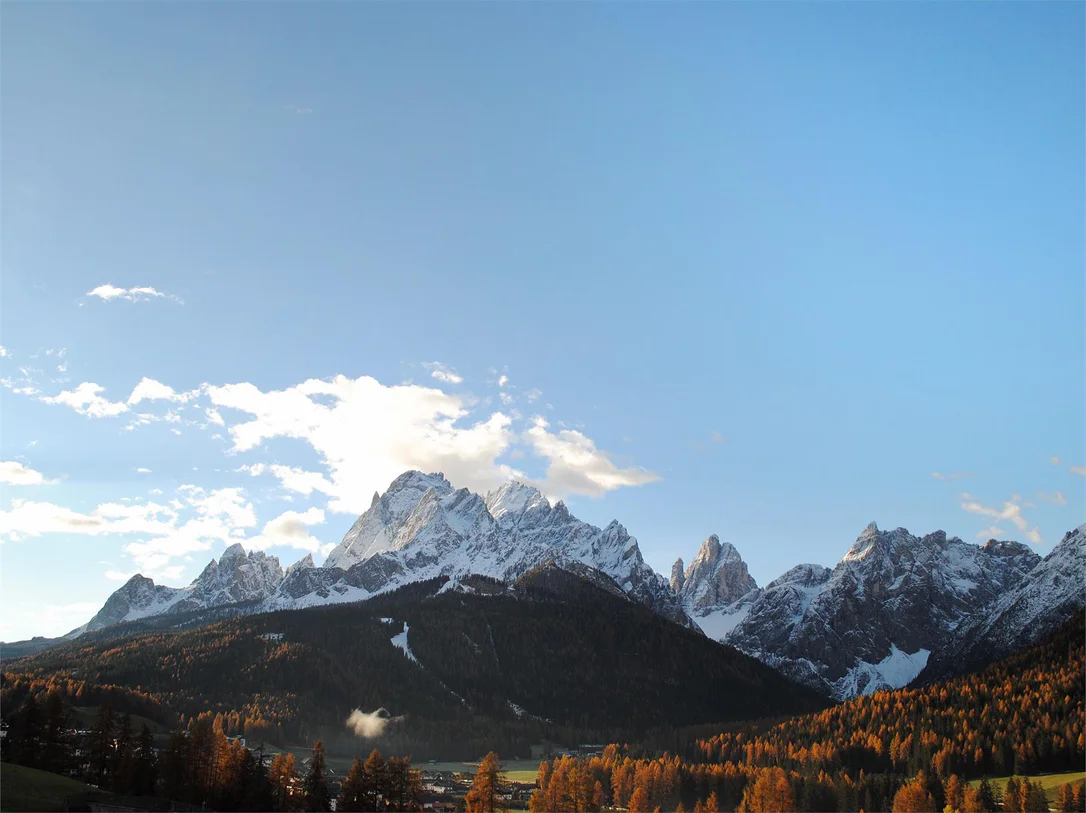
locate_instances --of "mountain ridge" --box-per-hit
[57,469,1086,700]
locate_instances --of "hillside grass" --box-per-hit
[71,705,168,733]
[969,771,1086,805]
[0,762,96,812]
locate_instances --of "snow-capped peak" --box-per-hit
[286,553,315,574]
[484,480,549,519]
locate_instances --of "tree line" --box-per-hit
[1,692,428,811]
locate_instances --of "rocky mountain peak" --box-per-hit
[670,558,685,593]
[678,534,758,614]
[485,480,549,520]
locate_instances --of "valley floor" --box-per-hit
[968,771,1086,807]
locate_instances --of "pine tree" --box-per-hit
[945,775,966,813]
[963,785,985,813]
[337,756,369,812]
[113,713,135,794]
[465,752,504,813]
[1003,777,1022,813]
[132,725,158,796]
[86,705,116,788]
[363,748,388,811]
[14,693,44,768]
[1071,785,1085,813]
[978,778,998,813]
[162,729,191,803]
[705,790,720,813]
[302,740,331,812]
[1024,781,1048,813]
[892,774,936,813]
[41,691,70,774]
[270,752,299,812]
[628,786,651,813]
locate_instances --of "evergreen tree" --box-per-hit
[1024,781,1048,813]
[1071,785,1085,813]
[302,740,331,812]
[892,774,936,813]
[270,752,299,812]
[627,785,650,813]
[112,712,135,793]
[162,729,192,803]
[337,756,370,812]
[86,705,116,787]
[963,785,985,813]
[363,748,388,811]
[978,778,998,813]
[945,775,966,813]
[131,724,158,796]
[14,693,43,767]
[1003,777,1022,813]
[465,752,503,813]
[41,691,70,774]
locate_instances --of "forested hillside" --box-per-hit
[521,613,1086,812]
[1,567,825,760]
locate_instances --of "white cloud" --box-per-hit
[423,362,463,385]
[86,284,181,303]
[525,416,660,499]
[0,602,101,640]
[932,471,971,481]
[241,463,336,497]
[246,508,326,552]
[525,388,542,402]
[974,525,1006,541]
[1026,527,1043,544]
[499,392,514,405]
[1038,490,1067,506]
[1071,465,1086,477]
[709,430,725,444]
[961,494,1030,532]
[0,487,256,573]
[0,346,8,357]
[0,461,49,486]
[136,467,152,474]
[41,383,128,417]
[206,375,523,514]
[498,375,509,388]
[128,377,193,405]
[1050,456,1062,466]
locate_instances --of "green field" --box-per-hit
[969,771,1086,806]
[273,747,543,782]
[424,759,542,782]
[0,762,97,812]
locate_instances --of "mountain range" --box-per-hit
[44,470,1086,700]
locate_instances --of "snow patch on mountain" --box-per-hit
[835,644,931,698]
[390,622,418,663]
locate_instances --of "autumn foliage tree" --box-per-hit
[892,772,936,813]
[466,751,505,813]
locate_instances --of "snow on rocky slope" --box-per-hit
[77,469,1084,701]
[80,471,694,634]
[673,521,1083,700]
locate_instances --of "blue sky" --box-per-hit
[1,2,1082,641]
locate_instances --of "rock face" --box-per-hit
[680,521,1061,699]
[81,471,696,634]
[677,535,759,613]
[922,524,1086,682]
[83,546,286,633]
